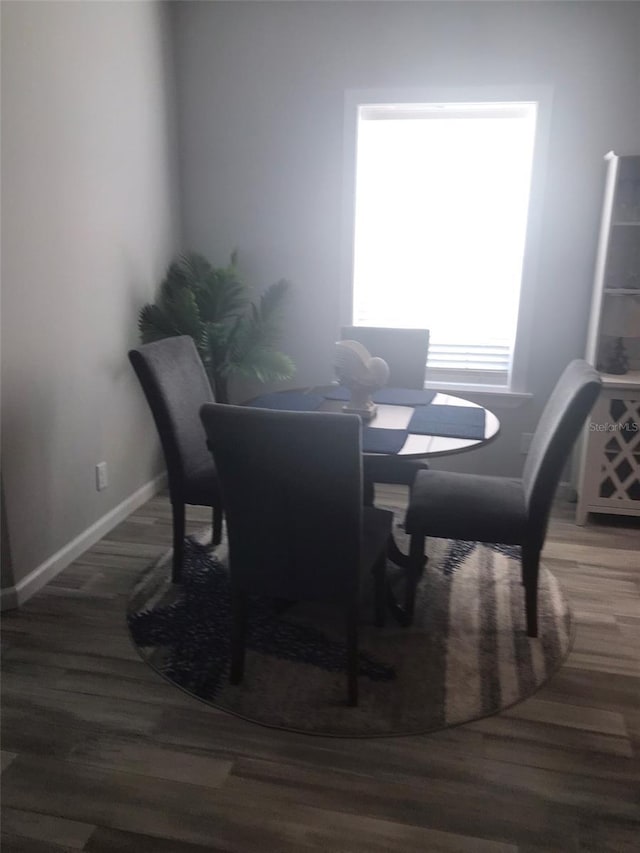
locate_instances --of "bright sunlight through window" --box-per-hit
[352,101,538,386]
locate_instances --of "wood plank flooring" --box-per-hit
[2,487,639,852]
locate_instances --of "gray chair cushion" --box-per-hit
[405,469,527,545]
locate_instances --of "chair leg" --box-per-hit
[373,552,387,628]
[212,507,223,546]
[346,601,359,707]
[402,535,425,627]
[230,591,247,684]
[171,502,186,584]
[522,545,540,638]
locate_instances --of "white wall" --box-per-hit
[1,1,181,592]
[173,0,640,475]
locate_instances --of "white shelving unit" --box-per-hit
[576,152,640,524]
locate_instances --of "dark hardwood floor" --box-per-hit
[2,487,639,852]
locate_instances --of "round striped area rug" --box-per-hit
[127,518,573,738]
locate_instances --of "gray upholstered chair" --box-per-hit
[404,360,601,636]
[199,403,393,706]
[129,336,223,584]
[340,326,430,390]
[340,326,431,501]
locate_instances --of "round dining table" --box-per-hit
[247,385,500,457]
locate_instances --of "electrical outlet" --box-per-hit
[520,433,533,455]
[95,461,108,491]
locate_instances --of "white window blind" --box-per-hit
[351,101,537,386]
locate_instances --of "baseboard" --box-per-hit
[0,473,167,611]
[0,585,18,611]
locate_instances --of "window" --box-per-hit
[344,90,551,391]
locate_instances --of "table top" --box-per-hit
[317,389,499,459]
[247,386,500,461]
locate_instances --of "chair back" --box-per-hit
[129,336,214,499]
[340,326,429,389]
[523,359,601,545]
[200,404,363,602]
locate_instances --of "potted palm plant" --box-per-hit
[138,251,295,402]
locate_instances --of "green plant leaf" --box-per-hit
[167,288,202,341]
[138,304,181,342]
[205,320,235,370]
[258,279,290,322]
[138,249,295,389]
[230,345,296,383]
[180,252,214,285]
[198,267,247,323]
[157,259,193,307]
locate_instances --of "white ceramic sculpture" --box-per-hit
[334,339,390,420]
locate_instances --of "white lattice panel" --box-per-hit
[598,397,640,501]
[576,388,640,523]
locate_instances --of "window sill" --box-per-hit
[425,381,532,408]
